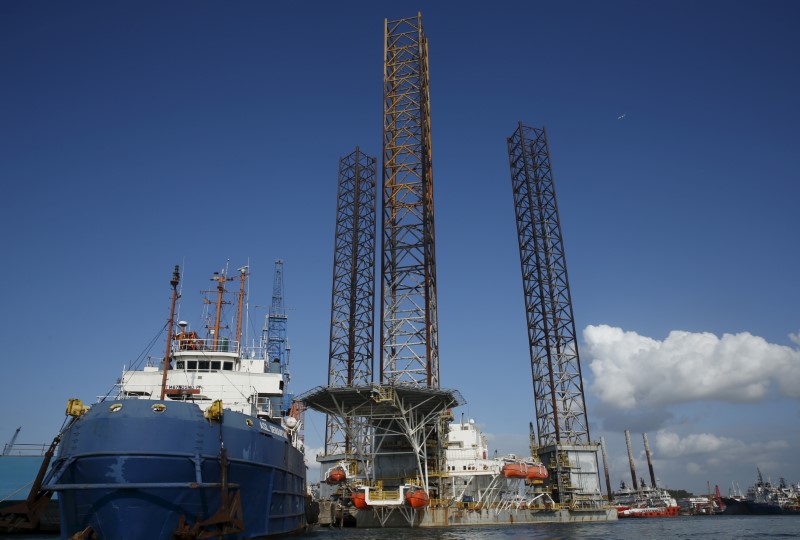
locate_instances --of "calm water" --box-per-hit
[6,516,799,540]
[311,516,799,540]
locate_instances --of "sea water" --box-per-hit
[314,516,798,540]
[6,516,799,540]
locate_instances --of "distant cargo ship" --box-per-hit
[721,469,800,515]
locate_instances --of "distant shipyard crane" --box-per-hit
[264,259,291,415]
[507,123,602,506]
[324,147,378,458]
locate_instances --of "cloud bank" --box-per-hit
[583,325,800,409]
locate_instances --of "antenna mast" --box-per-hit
[159,265,180,400]
[235,266,248,351]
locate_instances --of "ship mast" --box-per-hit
[210,271,229,349]
[235,266,248,352]
[160,265,180,400]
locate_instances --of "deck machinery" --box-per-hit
[303,13,614,528]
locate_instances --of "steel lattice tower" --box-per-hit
[325,147,377,455]
[507,123,590,447]
[265,259,291,415]
[380,12,439,388]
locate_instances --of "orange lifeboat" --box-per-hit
[525,463,548,480]
[405,488,430,509]
[351,490,369,510]
[501,463,528,478]
[326,466,346,484]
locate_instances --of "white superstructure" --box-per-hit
[118,336,284,418]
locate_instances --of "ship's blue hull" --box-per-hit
[44,400,309,539]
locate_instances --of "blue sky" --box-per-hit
[2,1,798,496]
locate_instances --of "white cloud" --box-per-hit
[304,446,324,470]
[686,462,702,475]
[583,325,800,409]
[655,430,788,461]
[656,431,736,457]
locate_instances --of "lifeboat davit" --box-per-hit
[351,490,369,510]
[525,463,548,480]
[405,488,430,508]
[326,465,346,484]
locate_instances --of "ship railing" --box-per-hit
[172,340,278,361]
[173,337,241,354]
[569,495,608,510]
[368,489,401,501]
[1,442,49,456]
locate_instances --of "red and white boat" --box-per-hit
[614,484,680,518]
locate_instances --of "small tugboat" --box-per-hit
[34,265,314,539]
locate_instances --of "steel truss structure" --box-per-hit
[381,12,439,388]
[507,122,590,447]
[263,260,291,415]
[508,123,604,505]
[325,147,378,456]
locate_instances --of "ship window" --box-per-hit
[211,361,221,370]
[176,361,185,369]
[279,381,284,390]
[187,361,197,370]
[199,361,210,370]
[224,362,233,370]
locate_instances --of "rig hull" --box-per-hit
[348,505,616,527]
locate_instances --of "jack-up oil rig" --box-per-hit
[300,12,616,527]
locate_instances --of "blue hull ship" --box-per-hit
[47,400,308,538]
[38,265,314,539]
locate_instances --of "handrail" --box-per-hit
[173,338,242,354]
[1,443,49,456]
